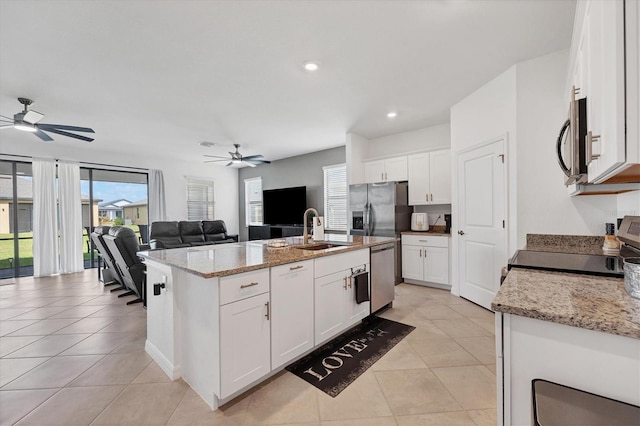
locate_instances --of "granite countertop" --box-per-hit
[402,225,451,236]
[138,234,395,278]
[492,269,640,339]
[493,233,640,340]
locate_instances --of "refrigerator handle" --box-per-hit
[364,203,370,236]
[367,203,373,236]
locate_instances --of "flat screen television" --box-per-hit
[262,186,307,226]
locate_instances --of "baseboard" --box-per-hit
[145,340,181,380]
[403,279,451,291]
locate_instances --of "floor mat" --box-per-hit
[286,316,415,397]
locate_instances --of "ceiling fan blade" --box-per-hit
[38,127,94,142]
[226,161,234,167]
[0,124,14,129]
[246,159,271,164]
[38,123,94,133]
[202,154,230,159]
[0,114,13,121]
[34,130,54,142]
[203,159,229,163]
[242,155,264,160]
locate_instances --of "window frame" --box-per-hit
[244,176,263,227]
[186,176,215,221]
[323,163,348,232]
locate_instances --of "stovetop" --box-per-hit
[507,249,634,278]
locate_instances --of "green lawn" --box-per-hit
[0,224,140,270]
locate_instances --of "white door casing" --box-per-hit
[457,138,507,310]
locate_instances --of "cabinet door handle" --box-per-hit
[419,249,422,258]
[426,193,428,202]
[343,276,348,290]
[348,276,352,288]
[289,265,304,271]
[385,172,388,180]
[265,301,270,320]
[240,282,259,289]
[430,194,433,201]
[418,239,428,243]
[381,172,384,180]
[586,131,601,165]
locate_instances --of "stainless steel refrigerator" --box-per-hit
[349,181,412,288]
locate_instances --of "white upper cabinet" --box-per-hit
[407,149,451,205]
[363,156,408,183]
[571,0,639,183]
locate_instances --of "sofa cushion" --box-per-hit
[155,237,185,248]
[150,221,180,238]
[203,220,226,235]
[179,221,205,243]
[205,233,227,242]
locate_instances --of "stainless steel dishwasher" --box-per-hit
[370,242,396,313]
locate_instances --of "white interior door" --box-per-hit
[457,139,506,310]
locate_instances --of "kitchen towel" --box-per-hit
[354,272,369,304]
[313,217,325,241]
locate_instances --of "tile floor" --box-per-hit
[0,270,497,425]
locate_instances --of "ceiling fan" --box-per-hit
[0,97,95,142]
[203,143,271,167]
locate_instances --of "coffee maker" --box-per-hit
[444,214,452,233]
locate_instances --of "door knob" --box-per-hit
[458,230,465,235]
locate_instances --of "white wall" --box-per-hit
[366,124,450,159]
[450,66,517,295]
[346,132,368,185]
[0,137,240,233]
[515,49,619,246]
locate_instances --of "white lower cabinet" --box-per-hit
[270,260,314,369]
[401,234,449,287]
[219,291,271,399]
[314,249,370,345]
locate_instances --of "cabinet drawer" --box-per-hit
[219,269,270,305]
[402,234,449,248]
[314,249,369,278]
[271,260,313,279]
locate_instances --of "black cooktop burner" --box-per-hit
[508,250,625,278]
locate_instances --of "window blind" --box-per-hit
[245,177,263,226]
[323,164,347,231]
[186,177,214,220]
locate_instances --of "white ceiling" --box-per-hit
[0,0,576,164]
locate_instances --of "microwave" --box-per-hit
[556,86,588,185]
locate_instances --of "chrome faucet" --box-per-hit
[303,208,319,244]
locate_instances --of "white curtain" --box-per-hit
[148,169,166,223]
[58,160,84,274]
[32,158,59,277]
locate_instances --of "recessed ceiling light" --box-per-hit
[386,112,398,119]
[199,141,216,147]
[303,61,319,71]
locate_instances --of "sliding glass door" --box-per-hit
[81,168,148,269]
[0,160,34,278]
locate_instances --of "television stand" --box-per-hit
[248,225,310,241]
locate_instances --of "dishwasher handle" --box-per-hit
[371,243,395,253]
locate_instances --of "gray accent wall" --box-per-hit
[237,146,346,241]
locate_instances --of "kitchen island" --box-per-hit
[492,265,640,425]
[138,235,395,410]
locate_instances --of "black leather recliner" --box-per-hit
[149,221,191,249]
[103,226,146,305]
[203,220,237,244]
[149,220,238,249]
[90,225,125,289]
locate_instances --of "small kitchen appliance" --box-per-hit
[411,213,428,231]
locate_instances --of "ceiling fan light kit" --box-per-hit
[0,97,95,142]
[203,143,271,167]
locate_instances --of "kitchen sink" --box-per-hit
[295,241,353,251]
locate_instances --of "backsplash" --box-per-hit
[413,204,452,225]
[526,234,604,255]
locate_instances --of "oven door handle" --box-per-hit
[556,118,571,177]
